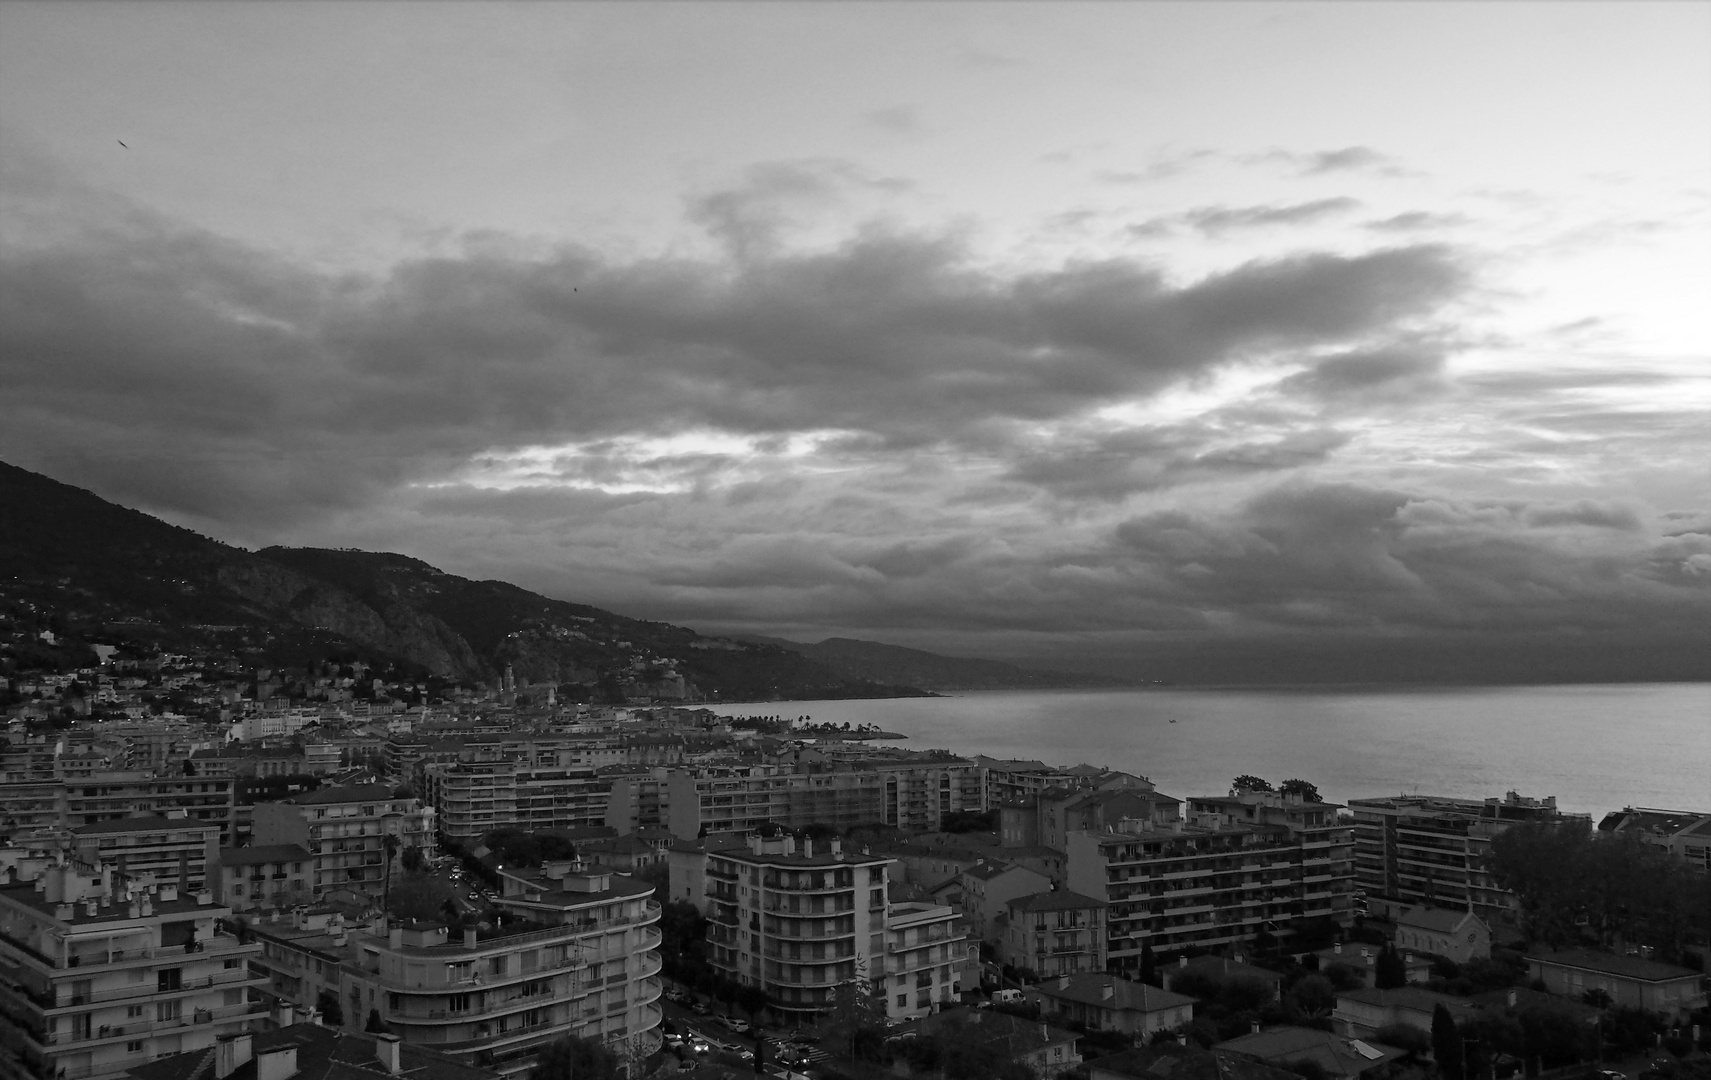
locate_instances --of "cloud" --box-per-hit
[0,151,1472,537]
[1274,344,1448,401]
[864,105,921,134]
[1365,210,1470,232]
[1183,197,1362,234]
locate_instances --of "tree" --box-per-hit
[1139,942,1158,987]
[1375,943,1408,989]
[315,989,344,1028]
[365,1008,388,1033]
[534,1034,622,1080]
[1278,779,1321,803]
[1232,775,1273,794]
[381,833,400,912]
[400,845,425,873]
[1433,1003,1463,1080]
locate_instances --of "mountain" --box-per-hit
[740,635,1117,691]
[0,460,926,702]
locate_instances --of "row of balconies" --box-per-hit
[49,966,260,1011]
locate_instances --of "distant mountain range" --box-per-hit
[0,460,1100,699]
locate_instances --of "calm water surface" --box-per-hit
[704,684,1711,818]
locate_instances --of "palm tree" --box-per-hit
[382,833,400,912]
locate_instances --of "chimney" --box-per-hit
[1334,943,1342,955]
[802,838,813,858]
[1177,955,1187,969]
[55,903,74,921]
[214,1032,254,1079]
[271,1000,295,1028]
[1039,1022,1048,1039]
[389,926,403,949]
[1359,947,1370,960]
[1058,975,1070,990]
[1101,982,1114,1001]
[375,1032,403,1074]
[465,927,478,949]
[159,884,178,903]
[1507,988,1517,1008]
[830,837,842,856]
[140,896,153,917]
[255,1045,298,1080]
[1250,1020,1261,1035]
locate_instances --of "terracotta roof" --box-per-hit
[1395,906,1484,934]
[1007,889,1106,913]
[283,784,403,805]
[73,814,215,835]
[1215,1026,1404,1077]
[1032,973,1194,1013]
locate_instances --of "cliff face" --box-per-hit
[215,560,490,681]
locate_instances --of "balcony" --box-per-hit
[49,967,264,1011]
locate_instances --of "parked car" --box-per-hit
[723,1017,750,1033]
[691,1001,711,1014]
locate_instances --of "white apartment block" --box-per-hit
[1067,797,1355,968]
[0,863,267,1080]
[421,760,609,842]
[250,785,433,898]
[881,901,967,1020]
[69,816,219,892]
[697,833,970,1022]
[246,862,662,1078]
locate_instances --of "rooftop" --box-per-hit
[124,1022,497,1080]
[1008,889,1107,913]
[73,814,215,836]
[1033,972,1194,1012]
[1528,948,1702,983]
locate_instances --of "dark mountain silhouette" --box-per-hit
[0,460,926,701]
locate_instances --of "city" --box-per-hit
[1,641,1706,1080]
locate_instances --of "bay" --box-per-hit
[703,683,1711,818]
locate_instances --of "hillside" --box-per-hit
[0,460,925,702]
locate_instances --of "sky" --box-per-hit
[2,2,1708,682]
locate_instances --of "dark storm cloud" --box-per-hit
[1003,426,1351,501]
[1274,344,1448,400]
[0,163,1470,529]
[1109,483,1708,636]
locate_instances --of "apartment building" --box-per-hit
[701,833,893,1017]
[251,786,433,898]
[70,816,219,891]
[1066,804,1355,968]
[210,845,313,913]
[421,760,609,843]
[960,861,1053,944]
[999,891,1108,977]
[0,776,237,847]
[1347,791,1586,922]
[869,758,984,832]
[1595,807,1711,870]
[0,863,267,1080]
[977,758,1154,811]
[248,862,662,1077]
[882,901,967,1020]
[664,766,885,839]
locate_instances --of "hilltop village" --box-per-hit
[2,641,1708,1080]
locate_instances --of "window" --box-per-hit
[127,1005,144,1018]
[157,1000,182,1022]
[157,969,182,992]
[127,1040,145,1053]
[896,994,907,1007]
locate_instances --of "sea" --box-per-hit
[700,683,1711,819]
